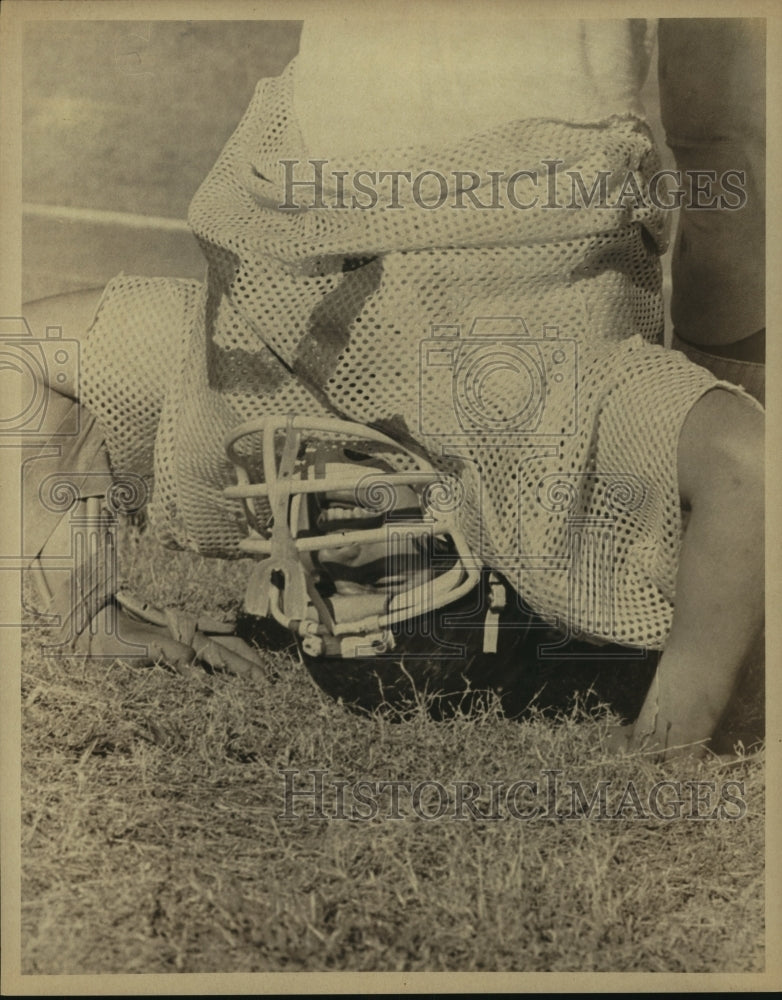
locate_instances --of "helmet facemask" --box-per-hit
[224,416,481,659]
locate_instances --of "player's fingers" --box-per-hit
[73,627,196,668]
[190,632,269,680]
[68,605,195,668]
[109,609,197,668]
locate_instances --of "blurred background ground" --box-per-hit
[22,20,302,302]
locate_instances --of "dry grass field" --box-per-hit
[19,523,765,975]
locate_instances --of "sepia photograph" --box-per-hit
[1,0,778,993]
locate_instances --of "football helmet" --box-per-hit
[223,414,659,717]
[224,414,491,656]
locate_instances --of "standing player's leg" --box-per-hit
[658,19,765,404]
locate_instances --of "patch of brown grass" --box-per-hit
[20,527,765,974]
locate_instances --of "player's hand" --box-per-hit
[73,596,268,680]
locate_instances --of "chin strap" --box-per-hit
[482,573,507,653]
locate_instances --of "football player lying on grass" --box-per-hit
[21,19,764,763]
[23,287,763,763]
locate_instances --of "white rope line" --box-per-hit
[22,202,191,233]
